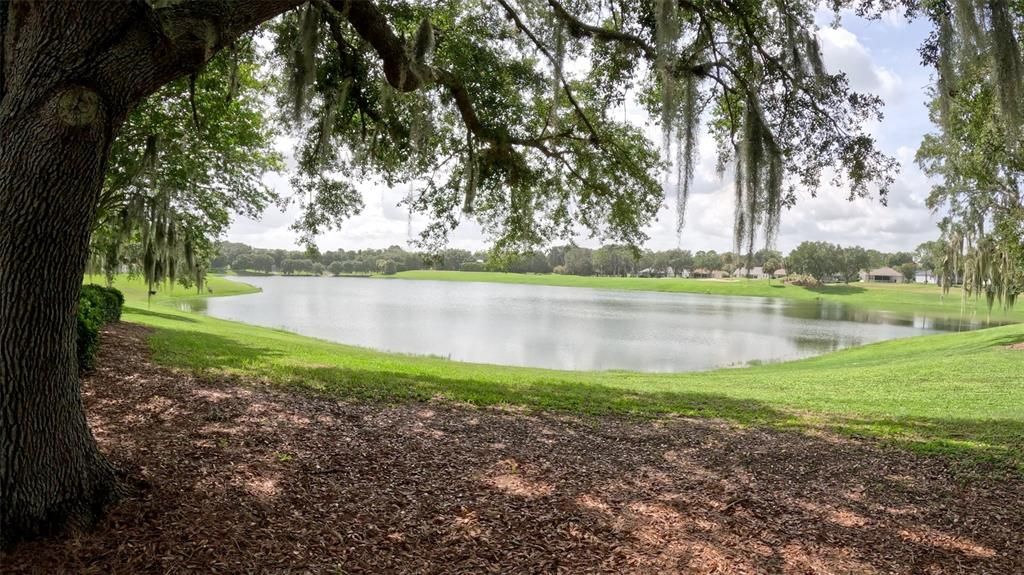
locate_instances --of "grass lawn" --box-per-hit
[392,270,1024,324]
[84,273,262,303]
[105,274,1024,473]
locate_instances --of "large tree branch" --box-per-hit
[135,0,304,100]
[321,0,585,153]
[434,69,579,150]
[330,0,426,91]
[495,0,602,144]
[546,0,656,59]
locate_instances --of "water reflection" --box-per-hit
[173,277,992,372]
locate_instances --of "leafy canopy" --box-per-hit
[95,0,910,282]
[90,39,282,291]
[264,0,896,254]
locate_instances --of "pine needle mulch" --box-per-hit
[4,323,1022,574]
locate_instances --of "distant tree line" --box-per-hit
[786,242,937,283]
[212,240,943,283]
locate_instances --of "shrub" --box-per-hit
[81,284,123,322]
[105,285,125,309]
[783,274,821,287]
[76,297,104,372]
[76,285,124,372]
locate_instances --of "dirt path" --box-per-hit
[3,322,1022,574]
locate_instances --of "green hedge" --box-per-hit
[76,285,124,372]
[80,284,123,322]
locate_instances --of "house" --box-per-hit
[773,268,787,279]
[710,270,731,279]
[691,268,711,279]
[735,266,769,279]
[861,266,903,283]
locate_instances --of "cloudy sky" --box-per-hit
[227,8,940,254]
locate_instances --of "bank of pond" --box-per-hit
[174,274,1009,372]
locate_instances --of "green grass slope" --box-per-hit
[109,275,1024,473]
[86,273,261,303]
[393,270,1024,324]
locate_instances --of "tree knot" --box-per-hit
[56,86,102,127]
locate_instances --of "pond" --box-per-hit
[179,276,978,372]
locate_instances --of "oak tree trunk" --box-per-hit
[0,4,132,545]
[0,0,330,545]
[0,83,124,547]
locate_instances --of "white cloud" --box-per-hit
[817,27,904,103]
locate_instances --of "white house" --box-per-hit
[735,266,769,279]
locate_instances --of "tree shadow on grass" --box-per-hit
[987,330,1024,347]
[147,327,1024,473]
[145,327,286,371]
[124,306,200,323]
[807,284,868,295]
[285,365,1024,473]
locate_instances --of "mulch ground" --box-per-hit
[3,323,1023,574]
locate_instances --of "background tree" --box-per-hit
[900,262,918,283]
[328,261,345,276]
[664,249,693,276]
[88,43,281,293]
[564,247,595,276]
[886,251,916,268]
[838,245,871,283]
[763,257,782,283]
[282,258,314,275]
[434,248,472,271]
[753,249,783,267]
[865,249,887,269]
[232,254,255,272]
[546,245,568,270]
[915,240,945,282]
[252,253,276,274]
[788,241,840,282]
[915,0,1023,309]
[693,250,722,271]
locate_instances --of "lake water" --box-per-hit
[179,276,976,372]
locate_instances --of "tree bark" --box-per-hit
[0,84,121,546]
[0,3,139,545]
[0,0,309,545]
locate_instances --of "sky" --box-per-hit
[226,8,941,255]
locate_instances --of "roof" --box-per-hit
[867,266,902,277]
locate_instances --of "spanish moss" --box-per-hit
[988,0,1023,146]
